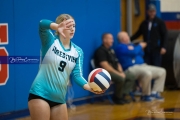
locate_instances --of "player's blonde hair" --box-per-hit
[55,14,74,35]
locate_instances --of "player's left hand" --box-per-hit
[160,48,166,55]
[90,89,106,94]
[83,84,105,94]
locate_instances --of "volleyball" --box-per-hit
[88,68,111,91]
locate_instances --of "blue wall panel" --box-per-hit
[161,12,180,21]
[0,0,15,114]
[0,0,120,114]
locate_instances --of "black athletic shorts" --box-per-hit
[28,93,62,108]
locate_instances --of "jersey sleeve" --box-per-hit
[39,19,55,47]
[71,47,87,88]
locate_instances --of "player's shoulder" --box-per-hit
[71,42,83,54]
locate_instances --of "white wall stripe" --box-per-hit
[161,0,180,12]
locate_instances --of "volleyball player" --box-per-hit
[28,14,103,120]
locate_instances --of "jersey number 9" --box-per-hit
[58,61,67,72]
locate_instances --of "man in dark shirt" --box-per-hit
[131,4,167,66]
[94,33,135,104]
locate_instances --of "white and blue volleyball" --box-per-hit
[88,68,111,91]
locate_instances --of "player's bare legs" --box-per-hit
[50,104,68,120]
[28,99,50,120]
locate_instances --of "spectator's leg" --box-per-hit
[109,72,125,99]
[122,71,136,95]
[127,64,152,96]
[152,52,162,66]
[140,71,152,95]
[143,65,166,92]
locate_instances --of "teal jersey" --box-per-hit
[29,19,87,103]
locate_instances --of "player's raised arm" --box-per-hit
[39,19,55,46]
[39,19,74,46]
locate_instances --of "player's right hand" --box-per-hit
[57,19,74,38]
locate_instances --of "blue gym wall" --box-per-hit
[0,0,120,114]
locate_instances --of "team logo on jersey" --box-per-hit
[52,46,77,63]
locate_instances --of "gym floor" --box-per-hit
[16,91,180,120]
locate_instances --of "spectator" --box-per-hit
[94,33,136,104]
[131,4,168,66]
[115,31,166,102]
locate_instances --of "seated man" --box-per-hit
[94,33,135,104]
[115,31,166,101]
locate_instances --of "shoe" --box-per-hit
[112,96,125,105]
[112,98,125,105]
[133,90,142,96]
[141,95,153,102]
[121,98,131,104]
[151,93,164,101]
[115,100,125,105]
